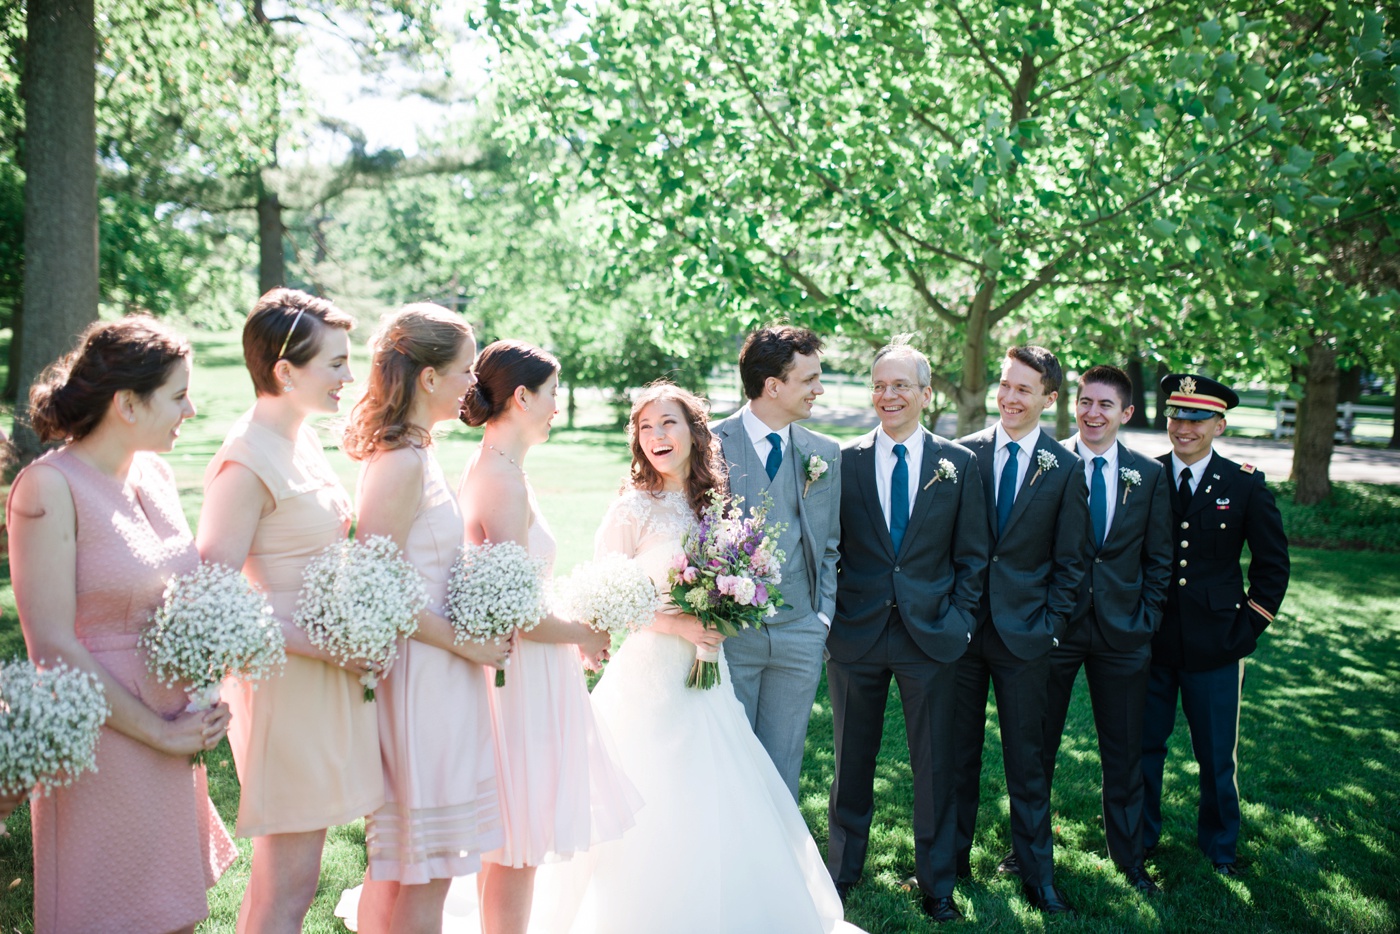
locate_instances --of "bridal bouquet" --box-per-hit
[141,563,285,762]
[0,658,108,832]
[445,539,546,687]
[293,536,427,701]
[667,493,786,689]
[558,554,659,638]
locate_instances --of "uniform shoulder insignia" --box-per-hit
[1240,463,1256,474]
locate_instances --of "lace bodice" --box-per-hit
[595,489,695,597]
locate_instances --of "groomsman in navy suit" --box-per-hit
[826,341,988,923]
[955,345,1089,915]
[1042,365,1172,895]
[1143,374,1289,876]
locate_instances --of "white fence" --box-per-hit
[1272,400,1391,444]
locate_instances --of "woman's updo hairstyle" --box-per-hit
[243,287,355,396]
[461,340,559,428]
[28,315,191,444]
[342,303,473,461]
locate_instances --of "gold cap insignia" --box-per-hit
[1179,376,1198,395]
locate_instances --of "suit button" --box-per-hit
[992,556,999,563]
[1052,637,1059,647]
[893,565,900,573]
[1235,603,1241,609]
[885,599,892,607]
[1094,557,1102,564]
[1089,587,1094,594]
[1179,578,1187,586]
[1221,522,1227,529]
[1179,559,1187,567]
[1180,540,1189,548]
[1181,521,1189,529]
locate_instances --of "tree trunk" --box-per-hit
[1390,363,1400,450]
[4,302,25,402]
[566,382,577,429]
[1291,335,1337,505]
[14,0,98,461]
[257,175,285,294]
[1153,362,1169,430]
[1336,366,1361,404]
[954,296,991,436]
[1125,355,1149,427]
[1055,384,1071,440]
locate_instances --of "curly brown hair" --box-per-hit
[626,382,725,518]
[342,303,473,461]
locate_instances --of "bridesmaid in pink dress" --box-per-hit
[340,304,508,932]
[8,317,236,934]
[198,289,382,933]
[457,340,638,934]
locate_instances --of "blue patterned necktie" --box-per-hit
[1090,455,1108,548]
[890,443,909,555]
[996,441,1020,536]
[764,432,783,481]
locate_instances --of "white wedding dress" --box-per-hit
[522,489,861,934]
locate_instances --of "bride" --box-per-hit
[530,382,861,934]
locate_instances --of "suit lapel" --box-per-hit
[1102,441,1142,548]
[854,431,894,560]
[900,429,944,554]
[970,429,997,535]
[1001,433,1053,534]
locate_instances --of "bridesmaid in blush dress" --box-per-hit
[8,317,236,934]
[339,304,508,933]
[198,289,382,934]
[456,340,638,934]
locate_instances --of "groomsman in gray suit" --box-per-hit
[1043,365,1172,896]
[826,341,988,923]
[955,345,1089,915]
[712,325,842,799]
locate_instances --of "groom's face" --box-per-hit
[769,351,824,423]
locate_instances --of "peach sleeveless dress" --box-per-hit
[363,447,502,883]
[205,413,382,837]
[21,449,236,934]
[459,478,638,869]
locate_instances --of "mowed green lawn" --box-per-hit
[0,333,1397,931]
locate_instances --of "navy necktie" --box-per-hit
[764,432,783,481]
[1090,455,1108,548]
[996,441,1020,536]
[890,443,909,555]
[1177,467,1192,512]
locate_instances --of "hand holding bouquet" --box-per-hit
[558,554,659,642]
[141,563,285,759]
[293,536,427,701]
[667,493,786,689]
[445,539,546,687]
[0,658,109,833]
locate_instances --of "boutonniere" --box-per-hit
[923,458,959,489]
[1119,467,1142,505]
[803,454,830,497]
[1029,449,1058,486]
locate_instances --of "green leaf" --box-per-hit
[1200,20,1222,45]
[1243,64,1269,93]
[1151,218,1179,237]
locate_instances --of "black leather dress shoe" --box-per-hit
[955,850,972,882]
[1214,861,1241,877]
[1022,882,1075,915]
[1123,864,1161,896]
[996,851,1021,876]
[920,895,964,923]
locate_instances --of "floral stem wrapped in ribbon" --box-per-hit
[667,492,786,690]
[141,562,286,763]
[0,658,109,834]
[445,539,546,687]
[293,536,427,702]
[558,554,659,640]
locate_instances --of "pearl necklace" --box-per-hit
[485,443,526,476]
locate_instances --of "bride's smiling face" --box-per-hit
[637,399,693,484]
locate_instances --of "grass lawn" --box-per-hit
[1,336,1398,930]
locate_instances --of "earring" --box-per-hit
[282,384,293,393]
[428,387,435,394]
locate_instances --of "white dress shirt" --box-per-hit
[741,405,791,467]
[1170,450,1213,496]
[1070,434,1120,537]
[874,428,923,530]
[993,423,1040,507]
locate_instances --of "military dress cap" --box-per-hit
[1160,373,1240,420]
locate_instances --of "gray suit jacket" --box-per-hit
[1061,436,1173,651]
[957,425,1090,660]
[830,427,989,664]
[713,410,841,623]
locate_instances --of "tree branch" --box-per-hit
[948,5,1015,98]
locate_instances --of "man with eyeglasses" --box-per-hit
[826,339,988,923]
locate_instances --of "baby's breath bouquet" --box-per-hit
[293,536,427,701]
[0,658,109,832]
[445,540,546,687]
[667,492,786,689]
[141,563,285,737]
[558,554,659,639]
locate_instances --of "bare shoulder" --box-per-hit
[363,446,426,485]
[9,462,75,518]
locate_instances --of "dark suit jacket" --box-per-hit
[957,426,1090,660]
[830,428,989,664]
[1060,437,1173,651]
[1153,451,1290,671]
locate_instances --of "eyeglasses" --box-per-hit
[870,381,921,395]
[277,308,306,360]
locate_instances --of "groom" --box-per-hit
[713,325,842,799]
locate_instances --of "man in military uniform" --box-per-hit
[1142,374,1290,876]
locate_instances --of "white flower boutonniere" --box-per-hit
[924,458,959,489]
[803,454,830,497]
[1029,449,1058,486]
[1119,467,1142,505]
